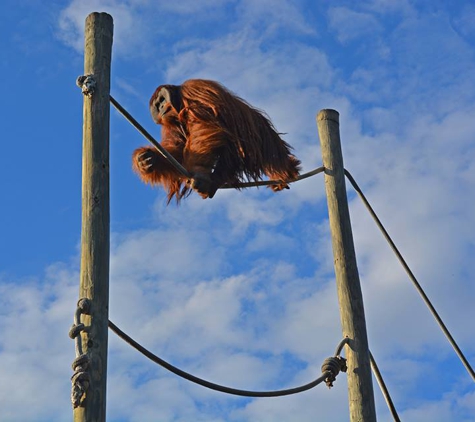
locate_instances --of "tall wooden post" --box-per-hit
[317,109,376,421]
[75,12,113,422]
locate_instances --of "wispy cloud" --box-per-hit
[328,6,383,43]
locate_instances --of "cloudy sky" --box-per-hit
[1,0,475,421]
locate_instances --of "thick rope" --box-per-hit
[76,75,96,97]
[370,352,400,422]
[344,169,475,383]
[321,356,347,388]
[109,95,192,178]
[334,336,349,356]
[69,298,91,408]
[335,338,400,420]
[219,166,325,189]
[108,320,347,397]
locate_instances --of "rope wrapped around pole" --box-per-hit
[69,298,92,408]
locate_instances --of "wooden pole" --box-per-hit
[317,109,376,421]
[75,12,113,422]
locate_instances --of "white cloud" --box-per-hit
[57,0,152,57]
[165,30,333,97]
[236,0,317,36]
[327,6,383,43]
[362,0,413,16]
[0,267,77,422]
[400,390,475,422]
[232,383,348,422]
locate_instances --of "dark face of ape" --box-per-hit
[149,85,182,125]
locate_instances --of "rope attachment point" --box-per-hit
[321,356,347,388]
[77,75,96,97]
[69,298,91,408]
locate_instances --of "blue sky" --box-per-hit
[1,1,475,421]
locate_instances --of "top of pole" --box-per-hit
[317,109,339,123]
[86,11,113,25]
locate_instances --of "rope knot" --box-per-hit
[76,75,96,97]
[71,353,91,408]
[71,369,90,408]
[77,298,91,314]
[72,353,90,371]
[321,356,347,388]
[70,297,91,408]
[69,323,86,339]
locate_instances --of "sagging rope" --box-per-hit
[108,319,347,397]
[344,169,475,384]
[107,323,399,420]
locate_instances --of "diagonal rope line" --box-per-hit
[110,95,192,178]
[335,338,400,420]
[370,352,401,422]
[108,320,343,397]
[344,169,475,383]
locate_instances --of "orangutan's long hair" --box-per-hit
[133,79,301,203]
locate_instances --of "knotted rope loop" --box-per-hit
[76,75,96,97]
[71,371,90,408]
[321,356,347,388]
[77,298,91,314]
[69,323,86,339]
[72,354,90,371]
[70,298,92,408]
[70,298,91,342]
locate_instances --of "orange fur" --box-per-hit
[133,79,301,203]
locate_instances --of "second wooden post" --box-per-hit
[317,109,376,422]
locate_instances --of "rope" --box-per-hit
[108,320,347,397]
[370,352,401,422]
[109,95,192,178]
[334,336,349,356]
[344,169,475,383]
[69,298,92,408]
[335,338,400,420]
[219,166,325,189]
[321,356,347,388]
[76,75,96,97]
